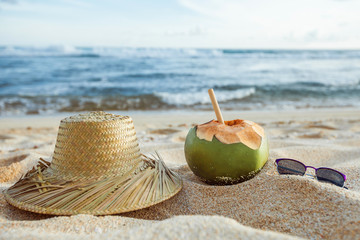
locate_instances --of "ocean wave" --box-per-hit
[0,46,224,58]
[213,80,360,91]
[155,88,256,106]
[123,73,197,79]
[1,83,359,116]
[0,88,256,115]
[293,80,360,87]
[0,45,79,57]
[2,46,360,60]
[222,49,360,59]
[0,46,101,58]
[0,95,170,115]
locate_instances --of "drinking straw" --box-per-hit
[208,88,225,124]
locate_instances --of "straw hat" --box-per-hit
[4,111,182,215]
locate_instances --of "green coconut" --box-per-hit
[184,119,269,185]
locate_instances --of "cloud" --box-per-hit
[0,0,17,3]
[0,0,359,48]
[0,0,17,6]
[177,0,360,48]
[304,30,319,41]
[0,0,17,11]
[165,26,208,37]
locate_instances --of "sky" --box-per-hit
[0,0,360,49]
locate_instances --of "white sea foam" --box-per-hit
[0,46,224,58]
[155,88,256,106]
[2,46,360,60]
[0,45,82,56]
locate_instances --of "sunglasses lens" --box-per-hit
[277,159,306,176]
[316,168,345,187]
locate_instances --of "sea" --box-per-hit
[0,46,360,116]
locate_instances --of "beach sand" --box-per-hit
[0,108,360,240]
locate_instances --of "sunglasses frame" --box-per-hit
[275,158,347,187]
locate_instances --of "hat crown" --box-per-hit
[51,112,141,180]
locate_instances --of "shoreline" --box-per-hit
[1,107,360,130]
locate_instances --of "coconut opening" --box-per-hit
[196,119,265,150]
[224,119,244,126]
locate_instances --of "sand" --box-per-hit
[0,108,360,240]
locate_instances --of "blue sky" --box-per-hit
[0,0,360,49]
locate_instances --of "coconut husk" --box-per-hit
[196,119,265,150]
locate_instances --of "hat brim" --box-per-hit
[3,154,182,215]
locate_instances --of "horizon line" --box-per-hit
[1,45,360,51]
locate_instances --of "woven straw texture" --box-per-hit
[52,112,141,180]
[3,111,182,215]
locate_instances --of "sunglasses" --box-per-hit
[275,158,347,188]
